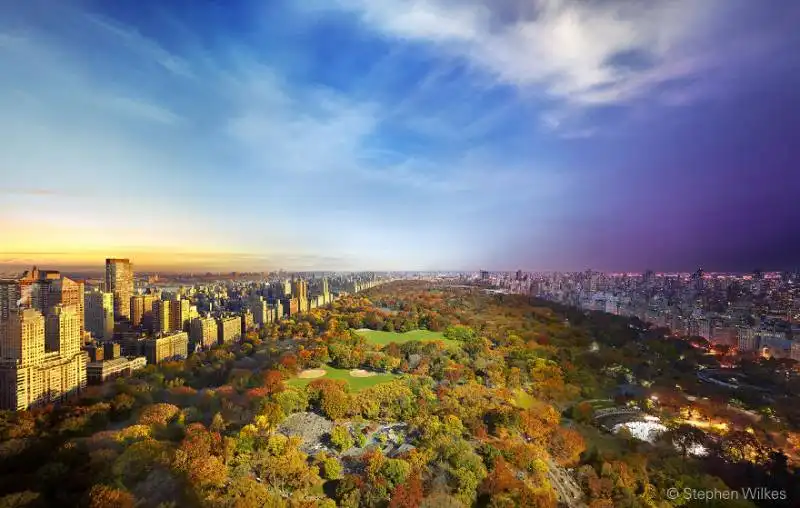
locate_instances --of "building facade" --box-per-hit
[105,258,134,320]
[217,316,242,344]
[190,317,218,349]
[153,299,171,334]
[130,293,157,328]
[85,289,114,340]
[144,331,188,365]
[0,308,87,410]
[170,298,190,332]
[86,356,146,384]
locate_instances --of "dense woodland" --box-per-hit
[0,281,797,507]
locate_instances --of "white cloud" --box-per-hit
[326,0,722,108]
[220,55,553,197]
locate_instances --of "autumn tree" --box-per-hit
[330,425,354,452]
[389,471,424,508]
[667,423,707,459]
[86,485,135,508]
[251,435,320,494]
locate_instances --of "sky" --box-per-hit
[1,0,799,273]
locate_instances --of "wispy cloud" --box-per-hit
[93,94,182,125]
[0,188,65,197]
[326,0,708,102]
[220,53,547,196]
[323,0,790,137]
[85,14,194,78]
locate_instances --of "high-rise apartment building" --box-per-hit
[322,277,330,304]
[153,299,171,334]
[45,305,81,357]
[130,293,157,328]
[170,298,190,332]
[85,289,114,339]
[105,259,134,320]
[249,296,268,326]
[292,279,308,301]
[292,279,308,314]
[241,310,254,334]
[0,308,87,410]
[190,317,218,349]
[144,331,188,365]
[48,276,85,336]
[217,316,242,344]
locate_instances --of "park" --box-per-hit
[288,364,401,391]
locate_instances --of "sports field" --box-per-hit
[354,328,459,347]
[288,365,400,391]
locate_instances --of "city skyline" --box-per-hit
[2,0,799,272]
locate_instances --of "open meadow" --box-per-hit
[288,364,401,391]
[354,328,459,347]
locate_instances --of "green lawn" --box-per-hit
[354,328,459,348]
[287,365,401,392]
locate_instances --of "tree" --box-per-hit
[137,403,181,427]
[0,491,42,508]
[571,401,595,423]
[172,424,227,491]
[261,370,285,395]
[321,389,350,420]
[251,435,319,493]
[320,456,342,480]
[86,485,135,508]
[719,430,768,464]
[667,423,706,459]
[444,325,476,342]
[335,475,362,508]
[549,427,585,466]
[389,472,424,508]
[210,412,226,433]
[330,426,354,452]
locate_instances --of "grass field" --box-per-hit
[287,365,401,392]
[354,328,459,348]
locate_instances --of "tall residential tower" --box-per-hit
[105,259,133,320]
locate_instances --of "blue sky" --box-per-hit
[1,0,799,272]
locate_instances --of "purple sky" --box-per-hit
[1,0,799,272]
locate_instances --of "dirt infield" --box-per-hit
[297,369,327,379]
[349,369,376,378]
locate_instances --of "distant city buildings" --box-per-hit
[0,260,390,411]
[496,269,799,360]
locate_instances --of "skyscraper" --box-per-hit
[48,276,85,336]
[170,298,190,332]
[85,289,114,340]
[45,305,81,357]
[0,307,86,410]
[153,299,171,334]
[130,293,157,328]
[322,277,330,304]
[105,259,134,320]
[292,279,309,313]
